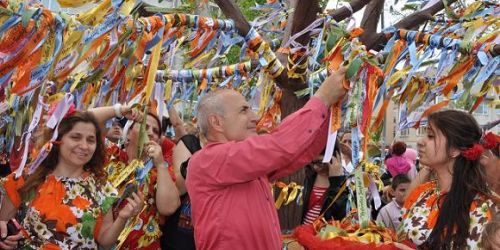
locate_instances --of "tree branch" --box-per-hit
[290,0,321,45]
[359,0,385,46]
[365,0,459,50]
[277,0,298,66]
[213,0,251,37]
[214,0,297,90]
[327,0,373,22]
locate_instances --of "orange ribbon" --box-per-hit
[413,100,450,128]
[439,57,474,96]
[372,89,393,132]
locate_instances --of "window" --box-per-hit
[417,126,426,136]
[474,103,488,115]
[400,129,409,137]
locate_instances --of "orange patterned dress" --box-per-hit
[0,172,118,250]
[399,181,497,249]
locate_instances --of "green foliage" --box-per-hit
[236,0,267,21]
[226,45,243,64]
[222,0,266,64]
[144,2,196,13]
[402,3,419,11]
[319,0,331,9]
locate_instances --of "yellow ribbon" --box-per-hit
[275,184,289,209]
[386,68,410,88]
[57,0,98,8]
[274,181,303,209]
[76,0,111,26]
[106,159,143,188]
[144,30,164,103]
[164,79,173,102]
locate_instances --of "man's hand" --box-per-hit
[314,66,348,106]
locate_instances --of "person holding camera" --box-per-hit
[89,105,180,249]
[301,141,350,225]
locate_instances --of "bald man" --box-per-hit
[186,67,347,250]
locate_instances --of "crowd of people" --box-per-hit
[0,66,498,250]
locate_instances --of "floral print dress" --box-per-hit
[399,181,497,249]
[0,172,118,250]
[106,147,174,250]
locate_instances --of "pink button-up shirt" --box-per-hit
[186,97,330,250]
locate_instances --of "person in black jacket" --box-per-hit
[301,139,350,224]
[161,134,201,250]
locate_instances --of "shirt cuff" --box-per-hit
[304,96,329,118]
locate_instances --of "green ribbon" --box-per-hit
[354,164,369,229]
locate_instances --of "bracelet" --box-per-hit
[158,162,169,168]
[113,103,123,118]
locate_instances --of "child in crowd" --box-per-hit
[376,174,410,231]
[385,141,411,177]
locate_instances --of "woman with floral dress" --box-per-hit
[90,105,180,249]
[399,110,499,249]
[0,111,144,249]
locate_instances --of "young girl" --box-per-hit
[0,111,143,249]
[399,110,498,249]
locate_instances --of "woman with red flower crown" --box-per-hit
[398,110,499,249]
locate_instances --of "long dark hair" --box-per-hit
[421,110,490,249]
[19,111,107,201]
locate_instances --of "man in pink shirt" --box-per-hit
[186,67,347,250]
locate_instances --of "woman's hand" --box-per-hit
[0,221,23,250]
[117,192,145,221]
[120,105,142,122]
[329,152,344,177]
[144,141,164,166]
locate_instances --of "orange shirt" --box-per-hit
[1,172,118,249]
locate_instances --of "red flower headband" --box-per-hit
[461,132,500,161]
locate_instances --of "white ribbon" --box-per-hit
[15,96,46,177]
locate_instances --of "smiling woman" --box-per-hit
[58,122,98,172]
[88,104,180,250]
[0,111,144,250]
